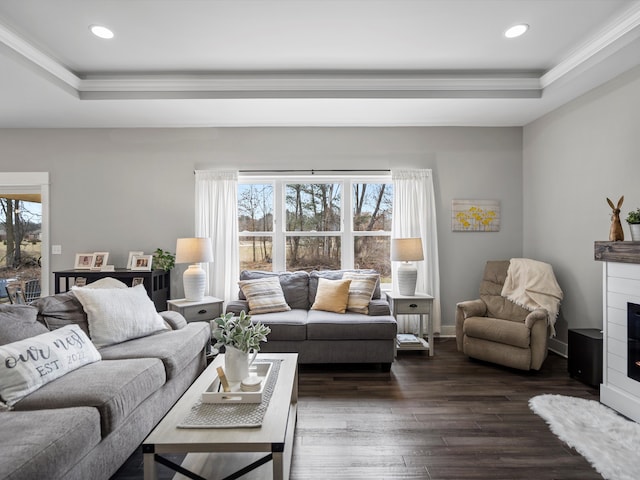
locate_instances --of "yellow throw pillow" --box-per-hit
[311,278,352,314]
[238,277,291,315]
[342,272,379,315]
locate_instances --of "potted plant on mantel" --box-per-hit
[626,208,640,242]
[211,311,271,382]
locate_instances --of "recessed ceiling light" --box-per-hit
[89,25,114,39]
[504,24,529,39]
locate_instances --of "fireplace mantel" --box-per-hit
[594,241,640,264]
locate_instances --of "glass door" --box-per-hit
[0,193,42,303]
[0,173,49,303]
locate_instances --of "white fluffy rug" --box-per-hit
[529,394,640,480]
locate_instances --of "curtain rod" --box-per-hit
[240,169,390,174]
[194,169,390,175]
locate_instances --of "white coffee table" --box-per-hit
[143,353,298,480]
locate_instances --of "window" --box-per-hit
[238,176,392,282]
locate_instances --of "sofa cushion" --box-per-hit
[0,325,102,407]
[31,291,90,336]
[342,272,379,314]
[0,407,101,480]
[72,284,168,348]
[311,278,352,314]
[245,309,308,341]
[463,316,531,348]
[99,322,210,379]
[306,309,397,340]
[239,270,310,309]
[13,358,166,437]
[159,310,188,330]
[0,304,48,345]
[238,277,291,315]
[309,269,381,304]
[368,299,392,316]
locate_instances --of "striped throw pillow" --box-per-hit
[238,277,291,315]
[342,272,379,315]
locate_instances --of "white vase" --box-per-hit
[630,223,640,242]
[224,345,258,383]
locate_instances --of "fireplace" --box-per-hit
[629,302,640,382]
[595,240,640,424]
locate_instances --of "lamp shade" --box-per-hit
[175,238,213,301]
[175,238,213,264]
[391,238,424,262]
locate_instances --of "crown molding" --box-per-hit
[0,22,80,89]
[1,6,639,100]
[541,2,640,88]
[77,73,541,99]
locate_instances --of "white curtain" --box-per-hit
[391,169,441,334]
[195,170,239,304]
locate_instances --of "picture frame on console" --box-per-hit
[127,251,144,269]
[91,252,109,270]
[75,253,95,270]
[131,254,153,271]
[132,277,145,287]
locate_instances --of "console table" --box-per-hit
[53,269,170,311]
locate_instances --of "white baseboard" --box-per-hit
[548,337,567,358]
[440,325,456,337]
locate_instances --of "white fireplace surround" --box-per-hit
[601,261,640,424]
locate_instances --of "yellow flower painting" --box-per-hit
[452,199,500,232]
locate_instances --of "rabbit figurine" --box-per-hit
[607,196,624,241]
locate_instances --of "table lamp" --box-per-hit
[175,237,213,301]
[391,237,424,296]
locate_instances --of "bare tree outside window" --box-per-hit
[286,183,341,271]
[237,177,393,277]
[238,184,273,271]
[353,183,393,281]
[1,197,42,301]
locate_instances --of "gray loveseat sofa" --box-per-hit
[0,289,210,480]
[225,270,397,370]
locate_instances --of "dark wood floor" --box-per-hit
[111,338,602,480]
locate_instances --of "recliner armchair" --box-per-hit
[456,260,551,371]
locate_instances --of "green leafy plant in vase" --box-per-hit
[626,208,640,241]
[211,311,271,353]
[211,311,271,382]
[152,248,175,271]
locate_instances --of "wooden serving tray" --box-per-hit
[201,362,272,404]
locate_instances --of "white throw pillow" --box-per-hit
[0,324,101,407]
[72,284,168,348]
[82,277,128,289]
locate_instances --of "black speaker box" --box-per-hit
[568,328,603,387]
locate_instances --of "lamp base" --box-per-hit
[397,262,418,296]
[183,264,206,301]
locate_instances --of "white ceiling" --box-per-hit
[1,0,640,128]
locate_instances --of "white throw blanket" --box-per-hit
[501,258,563,336]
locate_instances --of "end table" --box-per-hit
[385,291,434,356]
[166,296,224,323]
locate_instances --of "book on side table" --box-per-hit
[396,333,429,350]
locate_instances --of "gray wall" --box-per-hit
[1,127,523,332]
[523,65,640,346]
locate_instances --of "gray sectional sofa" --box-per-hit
[225,270,397,370]
[0,290,210,480]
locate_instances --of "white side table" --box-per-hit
[385,291,434,356]
[166,296,224,323]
